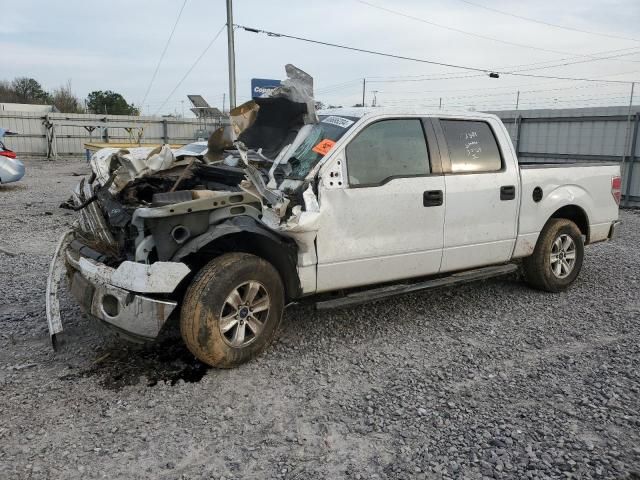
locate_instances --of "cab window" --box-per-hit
[346,119,430,187]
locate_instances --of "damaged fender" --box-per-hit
[172,215,301,299]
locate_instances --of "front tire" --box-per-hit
[180,253,284,368]
[522,218,584,292]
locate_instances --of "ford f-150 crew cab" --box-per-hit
[46,65,621,368]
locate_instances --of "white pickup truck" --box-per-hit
[47,79,621,368]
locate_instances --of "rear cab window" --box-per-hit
[440,120,502,173]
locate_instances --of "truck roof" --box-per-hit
[317,106,499,121]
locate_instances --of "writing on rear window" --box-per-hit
[441,120,502,173]
[464,130,481,160]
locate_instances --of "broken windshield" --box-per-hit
[287,115,358,179]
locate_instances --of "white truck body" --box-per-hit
[304,108,620,293]
[47,102,621,362]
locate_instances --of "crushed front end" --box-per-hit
[46,64,358,346]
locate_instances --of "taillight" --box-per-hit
[611,176,622,205]
[0,150,16,159]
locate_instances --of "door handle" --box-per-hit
[500,185,516,201]
[423,190,443,207]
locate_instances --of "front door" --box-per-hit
[315,117,445,292]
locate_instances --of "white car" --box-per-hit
[172,141,208,159]
[0,128,25,185]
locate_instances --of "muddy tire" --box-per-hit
[522,218,584,292]
[180,252,284,368]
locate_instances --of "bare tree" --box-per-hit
[0,80,20,103]
[52,81,84,113]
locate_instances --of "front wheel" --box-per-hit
[180,253,284,368]
[522,218,584,292]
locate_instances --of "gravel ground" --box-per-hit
[1,158,639,480]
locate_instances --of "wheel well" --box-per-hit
[181,231,301,300]
[550,205,589,242]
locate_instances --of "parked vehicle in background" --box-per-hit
[46,66,621,369]
[0,128,25,185]
[172,141,208,159]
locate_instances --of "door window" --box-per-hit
[346,119,430,186]
[440,120,502,173]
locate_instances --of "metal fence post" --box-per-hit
[515,115,523,158]
[163,119,168,144]
[623,113,639,205]
[102,116,109,143]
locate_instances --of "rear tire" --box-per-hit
[180,252,284,368]
[522,218,584,292]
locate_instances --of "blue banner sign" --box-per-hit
[251,78,282,98]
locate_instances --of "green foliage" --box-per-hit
[0,77,52,104]
[86,90,139,115]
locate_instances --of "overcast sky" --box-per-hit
[2,0,639,115]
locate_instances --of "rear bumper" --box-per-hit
[46,231,190,345]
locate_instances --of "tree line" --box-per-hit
[0,77,139,115]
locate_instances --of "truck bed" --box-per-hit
[517,162,619,251]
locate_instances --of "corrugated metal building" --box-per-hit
[492,105,640,207]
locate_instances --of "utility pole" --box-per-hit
[222,93,226,114]
[439,97,442,110]
[361,78,366,107]
[372,90,378,107]
[226,0,237,110]
[181,100,185,118]
[515,90,520,111]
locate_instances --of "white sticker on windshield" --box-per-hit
[321,116,355,129]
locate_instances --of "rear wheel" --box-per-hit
[180,252,284,368]
[522,218,584,292]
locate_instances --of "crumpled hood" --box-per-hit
[90,145,190,194]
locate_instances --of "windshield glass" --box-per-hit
[287,115,358,179]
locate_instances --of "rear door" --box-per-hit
[315,117,445,292]
[434,118,519,272]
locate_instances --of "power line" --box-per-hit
[315,79,363,94]
[454,0,640,43]
[379,83,629,100]
[237,25,492,74]
[153,24,226,116]
[354,0,640,63]
[140,0,189,112]
[365,49,640,84]
[236,25,638,85]
[363,46,640,82]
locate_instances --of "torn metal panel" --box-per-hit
[71,256,190,294]
[271,64,318,125]
[46,230,75,345]
[72,180,118,254]
[90,145,188,194]
[229,101,260,141]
